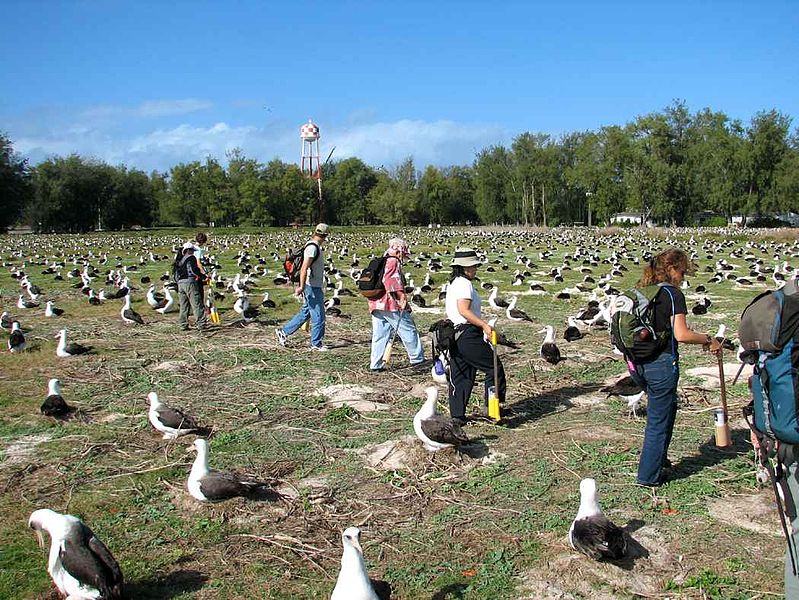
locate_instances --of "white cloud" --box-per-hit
[11,115,508,172]
[79,98,213,121]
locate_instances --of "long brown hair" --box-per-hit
[638,248,695,287]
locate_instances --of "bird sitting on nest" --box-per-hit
[147,392,207,439]
[569,478,627,561]
[413,386,469,452]
[55,329,92,357]
[563,316,585,342]
[538,325,561,364]
[28,508,124,600]
[331,527,390,600]
[187,438,280,502]
[44,301,64,317]
[8,321,26,352]
[120,295,144,325]
[41,378,73,417]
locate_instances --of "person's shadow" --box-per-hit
[126,569,208,599]
[668,427,750,482]
[499,383,599,428]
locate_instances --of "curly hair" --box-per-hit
[638,248,696,287]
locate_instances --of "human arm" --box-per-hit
[671,313,721,353]
[383,257,408,309]
[457,298,493,337]
[295,255,314,296]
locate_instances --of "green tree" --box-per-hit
[473,145,513,224]
[745,109,792,216]
[0,133,32,231]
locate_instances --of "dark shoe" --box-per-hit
[636,479,663,487]
[370,367,386,373]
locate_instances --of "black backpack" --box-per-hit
[429,319,458,356]
[174,253,201,282]
[284,241,320,283]
[357,255,395,299]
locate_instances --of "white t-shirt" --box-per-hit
[445,276,481,325]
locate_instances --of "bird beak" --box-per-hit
[351,537,363,554]
[33,528,45,549]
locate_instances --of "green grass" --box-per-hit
[0,226,791,599]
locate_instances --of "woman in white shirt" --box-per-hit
[445,248,506,424]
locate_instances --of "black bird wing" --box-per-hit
[509,308,532,322]
[156,406,199,430]
[497,332,520,348]
[420,415,469,445]
[542,342,561,364]
[9,330,25,347]
[123,309,145,324]
[200,471,280,501]
[65,342,92,355]
[60,523,124,599]
[571,515,627,560]
[41,394,72,416]
[601,375,642,396]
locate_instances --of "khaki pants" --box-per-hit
[178,280,206,330]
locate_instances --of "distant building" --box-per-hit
[731,215,746,226]
[610,212,656,227]
[776,212,799,227]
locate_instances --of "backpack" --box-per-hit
[740,288,799,444]
[429,319,459,356]
[357,255,393,299]
[739,284,799,576]
[174,252,201,282]
[284,241,320,283]
[609,283,675,362]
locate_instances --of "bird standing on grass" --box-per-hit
[28,508,124,600]
[601,375,644,418]
[569,478,627,561]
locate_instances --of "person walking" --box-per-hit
[630,248,721,486]
[368,238,425,372]
[445,248,506,424]
[175,242,207,331]
[275,223,329,351]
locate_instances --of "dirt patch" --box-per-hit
[2,434,52,465]
[567,391,607,407]
[153,360,191,372]
[685,363,753,388]
[561,424,629,442]
[357,435,500,472]
[359,436,418,470]
[708,491,782,537]
[519,525,682,599]
[316,383,390,412]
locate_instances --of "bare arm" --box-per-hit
[672,313,721,353]
[295,255,314,295]
[457,298,493,337]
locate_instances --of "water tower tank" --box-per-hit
[300,120,320,141]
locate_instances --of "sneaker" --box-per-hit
[275,328,287,347]
[370,367,386,373]
[310,344,329,352]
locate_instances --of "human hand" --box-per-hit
[294,286,304,297]
[750,430,761,451]
[482,323,494,339]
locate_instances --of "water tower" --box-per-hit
[300,119,324,220]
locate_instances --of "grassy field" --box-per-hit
[0,226,795,599]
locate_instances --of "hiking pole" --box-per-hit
[382,323,399,366]
[714,347,732,448]
[487,328,501,421]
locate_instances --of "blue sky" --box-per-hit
[1,1,797,173]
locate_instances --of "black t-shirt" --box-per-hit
[651,285,687,351]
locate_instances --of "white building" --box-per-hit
[610,212,656,227]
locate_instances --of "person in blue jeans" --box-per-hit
[275,223,329,351]
[367,238,424,371]
[630,248,721,486]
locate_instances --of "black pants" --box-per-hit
[448,325,506,418]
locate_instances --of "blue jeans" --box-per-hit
[370,310,424,369]
[632,352,679,485]
[281,286,325,347]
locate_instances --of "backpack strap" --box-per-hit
[305,241,321,264]
[658,284,677,358]
[743,403,798,575]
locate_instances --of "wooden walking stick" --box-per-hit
[715,348,732,447]
[487,328,501,421]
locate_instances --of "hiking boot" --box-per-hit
[275,328,287,347]
[310,344,329,352]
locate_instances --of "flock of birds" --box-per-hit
[3,228,799,599]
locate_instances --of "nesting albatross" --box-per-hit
[187,438,280,502]
[569,478,627,561]
[41,378,73,417]
[28,508,124,600]
[331,527,389,600]
[55,329,92,357]
[148,392,206,439]
[413,386,469,452]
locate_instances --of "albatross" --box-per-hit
[413,386,469,451]
[55,329,92,357]
[120,295,144,325]
[147,392,205,439]
[28,508,124,600]
[187,438,279,502]
[8,321,25,353]
[601,375,644,418]
[45,301,64,317]
[41,378,73,417]
[506,296,534,322]
[569,478,627,561]
[538,325,561,364]
[331,527,387,600]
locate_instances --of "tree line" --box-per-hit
[1,101,797,233]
